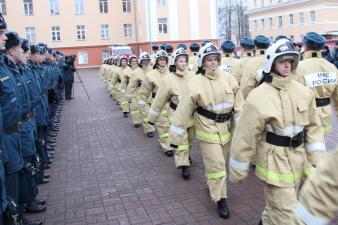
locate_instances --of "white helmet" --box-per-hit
[120,55,128,62]
[263,39,299,73]
[197,42,221,67]
[155,50,169,62]
[172,48,189,64]
[138,52,150,64]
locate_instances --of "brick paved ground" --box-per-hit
[27,68,338,225]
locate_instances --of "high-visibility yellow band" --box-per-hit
[131,110,140,115]
[303,166,316,177]
[159,132,169,139]
[176,144,190,152]
[256,165,315,184]
[196,130,231,143]
[120,101,129,105]
[207,171,226,180]
[323,125,331,134]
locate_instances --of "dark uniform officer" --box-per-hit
[220,40,238,75]
[63,56,76,100]
[177,43,187,50]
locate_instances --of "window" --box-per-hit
[278,16,282,27]
[23,0,33,15]
[99,0,108,13]
[78,51,88,64]
[261,19,265,29]
[76,25,86,40]
[269,17,273,28]
[253,0,257,8]
[100,24,109,39]
[157,0,167,5]
[51,26,61,41]
[25,27,36,43]
[123,24,132,38]
[289,14,294,25]
[102,50,110,62]
[158,18,168,34]
[74,0,84,14]
[0,0,6,15]
[122,0,131,12]
[261,0,264,7]
[310,10,315,23]
[299,12,304,24]
[253,20,257,30]
[49,0,60,15]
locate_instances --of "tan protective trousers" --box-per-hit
[175,126,195,168]
[155,108,172,152]
[138,98,156,134]
[119,91,129,113]
[261,183,299,225]
[130,96,142,125]
[199,141,230,203]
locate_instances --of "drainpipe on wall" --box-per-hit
[133,0,139,55]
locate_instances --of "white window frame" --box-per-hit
[289,14,294,25]
[278,16,283,28]
[49,0,60,15]
[122,0,131,12]
[310,10,315,24]
[299,12,304,24]
[25,27,36,43]
[123,24,132,38]
[253,20,257,31]
[23,0,33,15]
[76,25,86,40]
[78,51,88,64]
[269,17,273,28]
[102,50,110,62]
[51,26,61,41]
[0,0,7,15]
[99,0,108,13]
[100,24,110,40]
[157,0,167,5]
[158,18,168,34]
[74,0,84,15]
[261,18,265,29]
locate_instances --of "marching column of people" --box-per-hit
[0,13,72,225]
[101,32,338,224]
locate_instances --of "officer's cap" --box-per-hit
[30,44,40,54]
[5,32,22,50]
[21,39,30,52]
[177,43,187,50]
[160,44,166,50]
[0,13,7,30]
[201,40,210,47]
[47,47,53,54]
[274,35,288,43]
[152,44,159,50]
[221,40,235,53]
[254,35,270,49]
[303,32,326,50]
[240,38,255,50]
[165,44,173,53]
[190,43,200,52]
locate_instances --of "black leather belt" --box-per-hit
[21,113,31,122]
[196,107,233,123]
[170,101,177,110]
[4,123,21,134]
[152,92,156,98]
[315,97,330,107]
[266,130,305,148]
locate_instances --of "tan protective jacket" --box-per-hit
[231,51,254,85]
[100,64,107,80]
[296,51,338,133]
[229,73,326,188]
[240,49,266,99]
[169,69,244,146]
[292,151,338,225]
[148,69,195,125]
[120,66,134,91]
[220,54,238,75]
[126,66,152,100]
[188,53,199,72]
[138,66,170,106]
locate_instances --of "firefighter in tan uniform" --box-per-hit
[126,52,152,128]
[100,60,108,81]
[240,35,271,99]
[220,40,238,75]
[291,150,338,225]
[106,58,116,95]
[296,32,338,134]
[120,55,138,118]
[139,50,172,154]
[115,55,128,107]
[229,39,326,225]
[148,48,195,179]
[109,56,121,100]
[169,43,244,219]
[231,38,255,85]
[150,44,159,66]
[188,43,200,72]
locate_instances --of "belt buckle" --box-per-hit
[215,114,225,123]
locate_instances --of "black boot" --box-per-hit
[164,150,173,157]
[217,198,230,219]
[181,166,190,180]
[123,112,129,118]
[146,132,154,138]
[22,217,42,225]
[25,201,46,213]
[258,220,263,225]
[134,124,140,128]
[189,156,192,165]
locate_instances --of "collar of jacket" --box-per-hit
[303,50,322,59]
[243,51,254,57]
[157,65,168,74]
[204,68,221,80]
[268,72,291,90]
[256,49,266,56]
[175,69,188,77]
